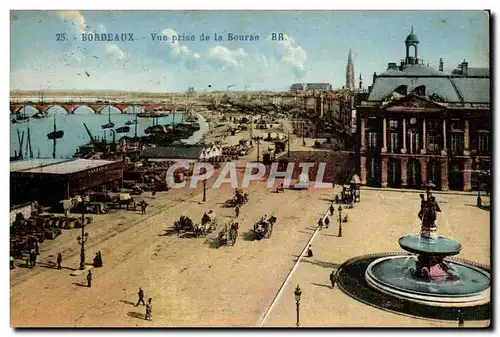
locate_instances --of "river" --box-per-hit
[10,106,209,159]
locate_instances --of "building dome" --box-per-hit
[405,27,419,44]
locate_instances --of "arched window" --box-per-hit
[412,85,426,96]
[394,85,408,95]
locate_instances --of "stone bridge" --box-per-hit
[9,101,192,114]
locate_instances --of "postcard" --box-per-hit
[9,10,491,328]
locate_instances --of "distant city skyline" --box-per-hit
[10,10,490,92]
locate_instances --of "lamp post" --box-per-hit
[287,130,290,157]
[76,203,89,270]
[338,206,343,237]
[202,178,207,202]
[294,285,302,327]
[302,119,306,146]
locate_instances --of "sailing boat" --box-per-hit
[101,106,115,129]
[12,106,30,123]
[47,114,64,140]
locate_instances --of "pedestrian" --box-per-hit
[329,204,334,216]
[87,270,92,288]
[335,195,340,204]
[235,205,240,218]
[145,298,152,321]
[457,309,465,327]
[57,252,62,270]
[34,240,40,255]
[324,217,330,229]
[329,270,336,289]
[136,287,146,306]
[318,218,323,230]
[10,256,15,270]
[98,251,103,267]
[29,249,36,268]
[306,245,313,257]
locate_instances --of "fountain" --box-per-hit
[365,189,490,307]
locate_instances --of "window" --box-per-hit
[428,120,440,130]
[369,158,376,180]
[478,134,489,153]
[408,129,420,154]
[451,133,464,154]
[389,133,399,153]
[427,133,441,153]
[412,85,426,96]
[394,85,408,95]
[367,132,377,149]
[389,120,398,128]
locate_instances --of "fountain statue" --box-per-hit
[364,188,490,307]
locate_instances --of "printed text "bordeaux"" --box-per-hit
[81,33,135,42]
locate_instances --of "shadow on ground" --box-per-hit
[120,300,136,306]
[242,230,254,241]
[127,311,145,320]
[72,282,88,287]
[299,259,341,269]
[312,282,333,289]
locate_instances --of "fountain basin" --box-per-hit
[399,235,462,255]
[365,255,490,307]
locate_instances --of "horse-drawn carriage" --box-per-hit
[201,211,218,233]
[174,212,217,237]
[340,185,355,204]
[216,222,239,247]
[252,216,277,240]
[226,189,249,207]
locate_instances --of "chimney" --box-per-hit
[439,58,444,72]
[387,62,398,70]
[462,59,469,76]
[372,72,377,84]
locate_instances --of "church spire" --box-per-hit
[346,48,355,91]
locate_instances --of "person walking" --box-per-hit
[329,204,334,216]
[324,217,330,229]
[87,270,92,288]
[318,218,323,230]
[34,240,40,255]
[145,298,152,321]
[234,205,240,218]
[136,288,146,307]
[457,309,465,327]
[306,245,313,257]
[56,252,62,270]
[10,256,15,270]
[329,270,336,289]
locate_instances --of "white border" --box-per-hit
[2,2,497,336]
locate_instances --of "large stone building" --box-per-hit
[356,29,490,191]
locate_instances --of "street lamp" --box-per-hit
[338,206,343,237]
[202,178,207,202]
[76,203,89,270]
[294,285,302,327]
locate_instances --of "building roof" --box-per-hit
[451,77,490,103]
[368,65,490,104]
[368,76,462,102]
[10,158,67,172]
[140,146,205,160]
[11,158,118,174]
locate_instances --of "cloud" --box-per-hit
[57,10,86,33]
[207,45,247,71]
[276,35,307,78]
[105,44,126,60]
[161,28,201,70]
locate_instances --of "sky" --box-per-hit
[10,10,490,92]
